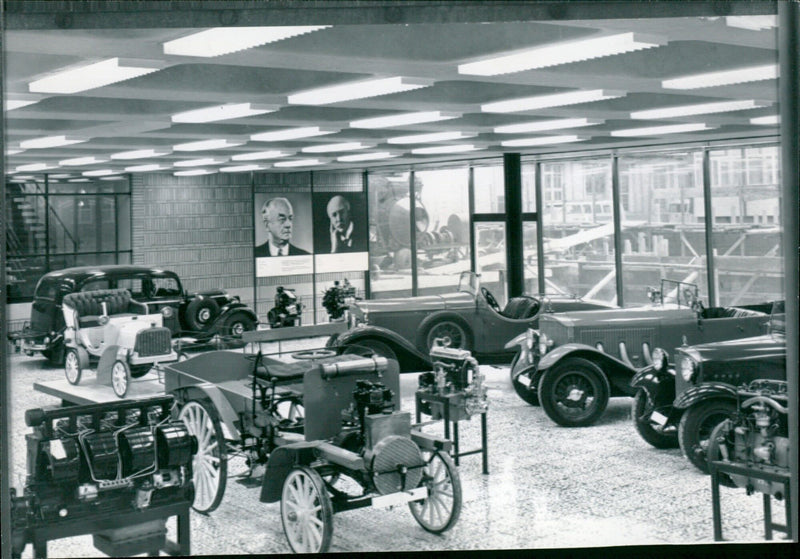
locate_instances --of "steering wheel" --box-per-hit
[291,349,336,360]
[480,287,501,313]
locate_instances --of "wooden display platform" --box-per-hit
[34,372,165,406]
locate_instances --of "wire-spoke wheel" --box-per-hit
[280,466,333,554]
[111,360,131,398]
[678,399,736,473]
[632,389,678,449]
[425,320,470,353]
[64,348,83,385]
[179,399,228,513]
[409,450,462,534]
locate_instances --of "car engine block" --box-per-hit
[417,344,488,421]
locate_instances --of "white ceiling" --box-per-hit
[3,11,780,179]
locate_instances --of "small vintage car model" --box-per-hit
[507,279,772,427]
[62,288,179,397]
[8,265,258,364]
[631,300,785,472]
[329,270,610,372]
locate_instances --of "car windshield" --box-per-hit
[768,300,785,335]
[458,271,479,296]
[657,279,700,308]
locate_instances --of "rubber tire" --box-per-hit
[510,355,540,406]
[706,419,738,488]
[64,348,83,386]
[409,450,462,533]
[179,399,228,514]
[281,466,333,553]
[422,318,472,353]
[185,298,220,332]
[111,360,131,398]
[631,389,679,449]
[220,311,256,337]
[678,399,737,474]
[538,357,610,428]
[342,338,398,362]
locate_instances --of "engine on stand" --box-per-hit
[10,396,196,558]
[417,344,488,421]
[267,286,303,328]
[321,279,358,321]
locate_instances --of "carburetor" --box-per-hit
[417,343,488,421]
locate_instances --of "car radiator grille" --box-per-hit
[579,328,655,359]
[134,327,172,357]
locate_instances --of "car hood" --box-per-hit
[678,333,785,363]
[540,305,691,327]
[354,292,472,313]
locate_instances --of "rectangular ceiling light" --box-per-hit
[59,156,108,166]
[725,16,777,30]
[29,58,162,94]
[273,158,326,168]
[15,163,54,172]
[387,131,476,144]
[459,32,663,76]
[482,89,626,113]
[20,135,88,149]
[302,142,373,153]
[6,149,25,155]
[5,99,40,111]
[83,169,117,177]
[220,164,267,173]
[411,144,484,155]
[111,148,172,160]
[662,64,778,89]
[49,173,74,179]
[494,118,603,134]
[174,169,217,176]
[174,157,228,167]
[631,99,766,119]
[171,103,279,123]
[500,135,586,147]
[350,111,461,129]
[251,126,338,142]
[125,163,170,172]
[288,77,433,106]
[99,175,126,181]
[338,152,400,162]
[611,123,714,137]
[67,178,92,182]
[163,26,331,57]
[232,149,294,161]
[173,138,245,151]
[751,115,779,125]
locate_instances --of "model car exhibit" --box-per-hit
[61,288,179,397]
[507,279,772,427]
[8,265,258,365]
[329,271,610,372]
[630,300,785,472]
[163,350,461,554]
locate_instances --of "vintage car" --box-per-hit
[327,271,611,372]
[8,265,258,365]
[507,279,772,427]
[630,300,785,472]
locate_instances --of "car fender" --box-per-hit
[259,441,321,503]
[673,382,738,411]
[171,383,241,441]
[331,325,432,372]
[504,332,527,351]
[630,365,676,408]
[210,303,259,329]
[538,343,637,395]
[415,311,472,351]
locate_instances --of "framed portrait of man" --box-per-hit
[313,192,369,273]
[255,192,314,277]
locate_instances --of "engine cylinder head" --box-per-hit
[84,432,119,480]
[119,427,156,477]
[36,438,81,484]
[156,423,196,468]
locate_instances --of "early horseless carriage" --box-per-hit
[163,350,462,553]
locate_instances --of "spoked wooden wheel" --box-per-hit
[64,348,83,385]
[409,450,462,533]
[179,399,228,513]
[280,466,333,554]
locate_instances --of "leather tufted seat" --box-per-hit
[701,306,766,319]
[63,288,145,327]
[501,296,541,320]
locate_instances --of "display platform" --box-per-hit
[33,372,164,405]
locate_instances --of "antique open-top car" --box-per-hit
[8,265,258,365]
[631,300,785,472]
[328,271,610,372]
[163,349,461,553]
[507,279,772,427]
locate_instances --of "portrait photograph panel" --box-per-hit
[255,192,314,277]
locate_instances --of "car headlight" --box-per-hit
[652,347,668,371]
[525,329,537,350]
[161,306,174,319]
[679,356,696,382]
[538,332,551,355]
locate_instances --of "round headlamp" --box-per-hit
[538,333,549,355]
[679,356,695,382]
[525,329,536,350]
[161,306,174,319]
[652,348,668,371]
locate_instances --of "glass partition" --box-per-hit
[473,164,505,213]
[367,171,413,298]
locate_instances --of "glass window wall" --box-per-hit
[367,171,413,298]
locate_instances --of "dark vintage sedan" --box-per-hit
[507,279,772,427]
[8,265,258,365]
[630,300,785,473]
[328,271,611,372]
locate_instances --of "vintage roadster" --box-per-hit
[163,350,461,553]
[8,265,258,365]
[328,271,609,371]
[507,279,772,427]
[630,300,785,472]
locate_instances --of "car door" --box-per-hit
[695,308,768,344]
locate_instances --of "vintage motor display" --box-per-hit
[418,343,488,421]
[9,396,196,558]
[708,379,790,496]
[321,279,358,321]
[267,286,303,328]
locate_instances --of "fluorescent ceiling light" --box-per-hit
[350,111,461,129]
[302,142,373,153]
[631,99,766,119]
[387,131,476,144]
[288,77,433,105]
[6,149,25,155]
[174,169,217,176]
[125,163,171,172]
[338,152,400,162]
[251,126,338,142]
[29,58,162,94]
[83,169,117,177]
[494,118,603,134]
[220,164,266,173]
[5,98,40,111]
[173,138,245,151]
[174,157,228,167]
[163,26,331,57]
[59,156,108,166]
[68,178,92,183]
[501,135,586,147]
[232,150,294,161]
[171,103,279,123]
[662,64,778,89]
[482,89,626,113]
[49,173,74,179]
[611,123,714,137]
[20,135,88,149]
[10,175,35,179]
[725,16,777,30]
[273,159,326,168]
[16,163,54,172]
[411,144,484,155]
[459,32,663,76]
[111,148,172,160]
[751,115,779,125]
[100,175,126,181]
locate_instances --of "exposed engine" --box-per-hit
[417,344,488,421]
[267,286,302,328]
[321,279,358,321]
[709,379,790,497]
[10,396,196,557]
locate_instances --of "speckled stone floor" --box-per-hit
[5,343,794,557]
